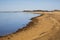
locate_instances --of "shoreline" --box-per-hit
[0,11,60,40]
[0,14,43,37]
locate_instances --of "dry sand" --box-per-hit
[0,11,60,40]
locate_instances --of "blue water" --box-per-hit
[0,12,40,36]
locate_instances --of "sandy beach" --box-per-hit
[0,11,60,40]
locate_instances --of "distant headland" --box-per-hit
[0,10,60,13]
[23,10,60,12]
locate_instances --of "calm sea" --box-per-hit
[0,12,40,36]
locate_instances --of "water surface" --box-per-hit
[0,12,40,36]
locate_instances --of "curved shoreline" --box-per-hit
[0,14,43,37]
[0,11,60,40]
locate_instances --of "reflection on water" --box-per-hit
[0,12,40,36]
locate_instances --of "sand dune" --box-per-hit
[0,11,60,40]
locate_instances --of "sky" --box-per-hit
[0,0,60,11]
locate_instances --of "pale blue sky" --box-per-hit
[0,0,60,11]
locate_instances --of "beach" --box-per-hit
[0,11,60,40]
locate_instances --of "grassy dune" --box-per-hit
[0,11,60,40]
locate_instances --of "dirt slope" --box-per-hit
[0,12,60,40]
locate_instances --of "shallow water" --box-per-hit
[0,12,40,36]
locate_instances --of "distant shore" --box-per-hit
[23,10,60,12]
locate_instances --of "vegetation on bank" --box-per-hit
[23,10,60,12]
